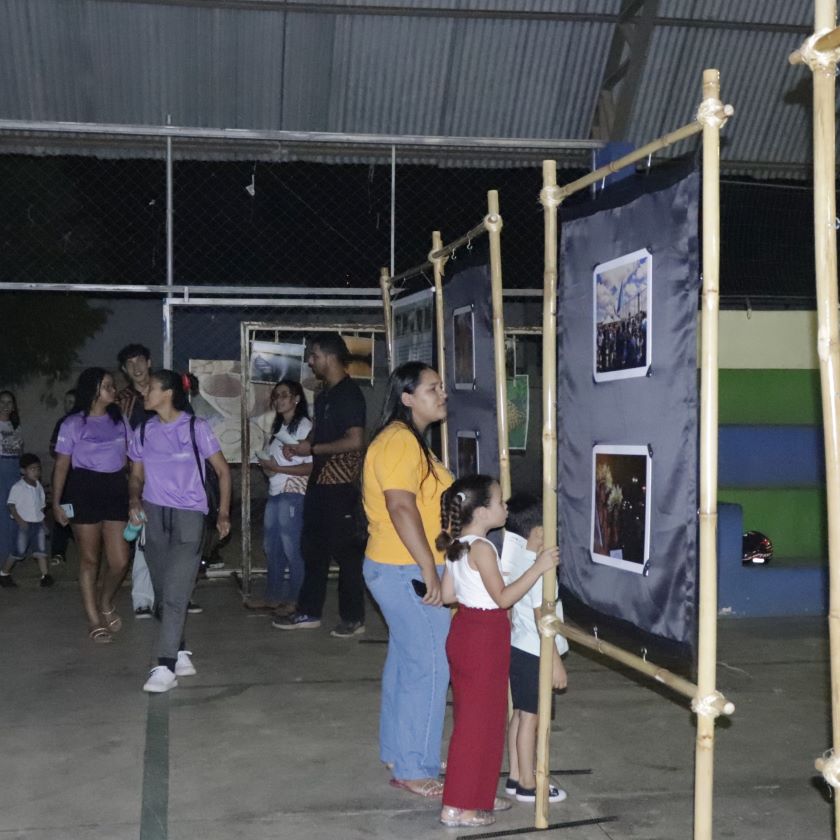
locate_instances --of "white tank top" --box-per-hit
[446,534,502,610]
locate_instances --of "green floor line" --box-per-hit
[140,694,170,840]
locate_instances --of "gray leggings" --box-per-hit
[143,501,205,662]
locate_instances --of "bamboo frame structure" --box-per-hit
[379,267,395,372]
[486,190,511,500]
[790,2,840,832]
[534,72,734,837]
[430,230,450,469]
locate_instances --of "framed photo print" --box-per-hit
[250,341,305,384]
[593,248,652,383]
[453,304,476,390]
[590,444,651,574]
[456,430,480,478]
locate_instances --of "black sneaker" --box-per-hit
[504,777,518,796]
[187,601,203,614]
[39,574,55,588]
[134,606,153,619]
[515,783,566,803]
[0,575,17,588]
[272,612,321,630]
[329,620,365,638]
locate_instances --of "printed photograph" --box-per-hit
[392,288,435,367]
[505,336,517,376]
[593,248,652,382]
[341,334,375,382]
[590,444,651,574]
[456,431,480,478]
[453,304,476,390]
[506,375,530,451]
[249,341,305,384]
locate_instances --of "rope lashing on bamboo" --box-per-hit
[695,98,734,130]
[816,750,840,789]
[691,691,735,720]
[790,29,840,75]
[540,183,562,210]
[484,213,503,234]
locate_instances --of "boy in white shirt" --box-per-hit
[0,454,53,588]
[500,492,567,804]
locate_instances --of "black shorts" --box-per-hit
[509,647,540,714]
[63,467,128,525]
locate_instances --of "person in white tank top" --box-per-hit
[436,475,558,829]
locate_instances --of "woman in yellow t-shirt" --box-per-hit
[363,361,453,799]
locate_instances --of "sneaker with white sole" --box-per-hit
[515,783,567,804]
[272,612,321,630]
[175,650,196,676]
[143,665,178,693]
[504,777,518,796]
[329,620,365,638]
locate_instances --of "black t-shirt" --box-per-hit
[126,389,156,430]
[311,376,366,481]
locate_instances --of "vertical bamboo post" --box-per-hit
[432,230,450,469]
[379,267,395,373]
[793,2,840,830]
[694,67,726,840]
[486,190,511,500]
[535,161,562,828]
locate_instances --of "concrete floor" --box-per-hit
[0,560,834,840]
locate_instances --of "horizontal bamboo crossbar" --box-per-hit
[540,615,735,717]
[428,220,490,262]
[557,120,703,201]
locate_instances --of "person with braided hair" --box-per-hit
[436,475,558,829]
[362,361,452,799]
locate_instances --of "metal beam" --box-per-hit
[0,283,383,296]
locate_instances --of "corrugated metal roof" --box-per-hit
[0,0,830,177]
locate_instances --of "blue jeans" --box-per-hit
[263,493,305,603]
[0,458,18,563]
[10,521,47,559]
[363,558,450,781]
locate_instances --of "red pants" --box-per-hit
[443,606,511,810]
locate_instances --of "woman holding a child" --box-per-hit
[362,361,452,798]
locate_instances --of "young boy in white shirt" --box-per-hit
[501,492,567,804]
[0,454,53,588]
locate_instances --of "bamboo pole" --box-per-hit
[431,230,450,469]
[694,67,731,840]
[539,615,734,716]
[791,2,840,830]
[557,120,704,201]
[240,321,252,598]
[534,160,561,829]
[379,267,395,372]
[486,190,511,500]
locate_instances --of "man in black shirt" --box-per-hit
[48,389,76,563]
[274,333,367,637]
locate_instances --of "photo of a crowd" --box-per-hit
[593,249,651,382]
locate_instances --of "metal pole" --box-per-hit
[240,322,252,597]
[380,267,395,372]
[164,129,174,368]
[390,145,396,277]
[431,231,450,469]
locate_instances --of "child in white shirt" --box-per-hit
[0,454,53,588]
[501,492,568,804]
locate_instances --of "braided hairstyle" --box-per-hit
[435,474,496,562]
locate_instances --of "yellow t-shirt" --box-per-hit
[363,422,453,566]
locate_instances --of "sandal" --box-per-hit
[88,626,112,644]
[439,807,496,828]
[389,777,444,798]
[101,607,122,633]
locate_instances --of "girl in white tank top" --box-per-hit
[435,475,558,828]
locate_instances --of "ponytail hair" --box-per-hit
[150,369,191,412]
[435,474,496,561]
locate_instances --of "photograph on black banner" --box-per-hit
[505,336,517,376]
[250,340,305,384]
[341,334,375,383]
[593,248,651,383]
[590,444,651,574]
[452,304,476,390]
[456,431,480,478]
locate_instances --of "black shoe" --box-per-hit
[0,575,17,588]
[134,606,153,619]
[40,574,55,588]
[187,601,203,614]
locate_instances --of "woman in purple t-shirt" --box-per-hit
[128,369,231,694]
[52,368,131,644]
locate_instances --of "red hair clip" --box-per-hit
[181,372,192,394]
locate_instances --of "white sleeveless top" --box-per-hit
[446,534,501,610]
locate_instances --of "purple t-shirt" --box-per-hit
[55,413,129,473]
[128,413,221,513]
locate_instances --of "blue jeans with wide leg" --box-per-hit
[363,557,450,781]
[263,492,305,604]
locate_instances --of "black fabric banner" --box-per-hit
[443,260,500,483]
[557,164,700,657]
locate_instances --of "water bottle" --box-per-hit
[123,513,146,542]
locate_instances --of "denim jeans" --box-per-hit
[263,492,305,603]
[11,521,47,559]
[363,558,450,781]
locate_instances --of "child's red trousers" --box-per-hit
[442,605,510,810]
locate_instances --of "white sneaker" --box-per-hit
[143,666,178,693]
[175,650,196,677]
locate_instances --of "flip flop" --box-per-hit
[389,778,444,798]
[101,607,122,633]
[89,626,112,644]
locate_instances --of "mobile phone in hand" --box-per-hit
[60,503,74,519]
[411,579,427,598]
